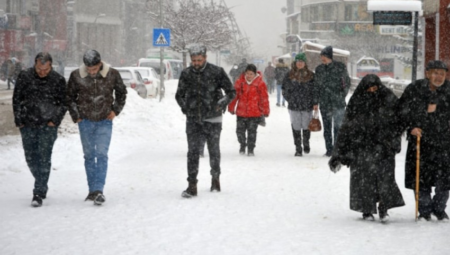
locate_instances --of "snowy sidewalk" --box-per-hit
[0,81,448,255]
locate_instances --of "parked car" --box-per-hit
[132,67,160,97]
[138,58,173,81]
[167,59,183,79]
[115,67,147,99]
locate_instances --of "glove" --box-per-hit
[217,96,228,113]
[328,156,342,173]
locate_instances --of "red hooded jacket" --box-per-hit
[228,71,270,118]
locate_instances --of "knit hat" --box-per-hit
[295,52,307,62]
[320,46,333,60]
[426,60,448,71]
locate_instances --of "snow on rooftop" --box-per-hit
[367,0,422,12]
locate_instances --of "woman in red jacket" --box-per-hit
[228,64,270,156]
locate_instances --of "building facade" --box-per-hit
[423,0,450,79]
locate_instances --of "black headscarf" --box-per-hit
[345,74,388,121]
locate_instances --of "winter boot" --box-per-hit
[211,177,221,192]
[85,192,96,201]
[239,144,246,155]
[362,213,375,221]
[433,210,449,221]
[93,190,106,205]
[182,181,198,198]
[248,147,255,156]
[31,194,43,207]
[378,203,389,223]
[292,127,302,156]
[303,129,311,154]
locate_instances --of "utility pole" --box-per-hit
[159,0,165,101]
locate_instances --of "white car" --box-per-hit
[115,67,147,99]
[138,58,173,81]
[132,67,161,97]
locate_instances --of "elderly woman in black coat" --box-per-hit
[329,74,405,222]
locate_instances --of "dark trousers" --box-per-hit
[186,120,222,183]
[236,117,259,150]
[20,126,58,196]
[415,180,449,216]
[320,108,345,153]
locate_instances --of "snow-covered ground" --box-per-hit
[0,79,448,255]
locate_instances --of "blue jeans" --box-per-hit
[20,126,58,196]
[276,84,285,105]
[320,108,345,153]
[78,119,113,192]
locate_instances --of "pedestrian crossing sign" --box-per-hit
[153,28,171,47]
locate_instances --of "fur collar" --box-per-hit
[79,61,110,78]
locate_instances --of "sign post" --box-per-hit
[153,27,170,101]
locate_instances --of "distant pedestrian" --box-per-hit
[397,60,450,221]
[175,44,236,198]
[1,58,16,90]
[282,53,314,156]
[264,61,275,94]
[329,74,405,222]
[228,64,270,156]
[313,46,350,157]
[274,58,289,106]
[66,50,127,205]
[229,63,239,83]
[236,58,248,78]
[12,52,67,207]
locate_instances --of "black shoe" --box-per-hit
[85,192,96,201]
[211,177,221,192]
[182,182,198,198]
[433,211,449,221]
[31,194,43,207]
[247,148,255,156]
[295,151,302,157]
[418,214,432,221]
[276,103,280,107]
[93,191,105,205]
[303,146,310,154]
[362,213,375,221]
[379,211,390,223]
[239,145,245,155]
[324,151,332,157]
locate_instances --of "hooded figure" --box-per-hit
[329,74,405,222]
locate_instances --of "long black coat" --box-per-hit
[397,79,450,191]
[331,74,404,213]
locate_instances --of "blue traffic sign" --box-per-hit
[153,28,171,47]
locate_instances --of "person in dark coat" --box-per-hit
[12,52,67,207]
[66,50,127,205]
[176,44,236,198]
[263,62,276,94]
[329,74,405,222]
[397,60,450,221]
[282,52,315,156]
[313,46,350,157]
[275,58,289,106]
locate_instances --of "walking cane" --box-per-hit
[415,136,421,221]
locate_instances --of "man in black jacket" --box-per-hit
[13,52,67,207]
[397,60,450,221]
[175,44,236,198]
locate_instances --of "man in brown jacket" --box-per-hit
[66,50,127,205]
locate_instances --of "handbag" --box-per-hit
[308,110,322,132]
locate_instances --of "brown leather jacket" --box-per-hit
[66,62,127,122]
